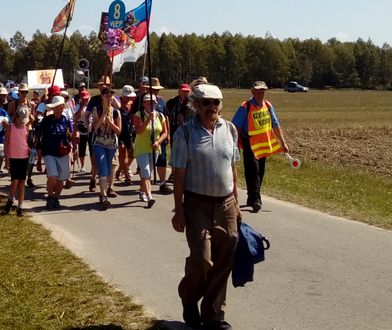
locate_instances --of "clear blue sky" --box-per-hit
[1,0,392,46]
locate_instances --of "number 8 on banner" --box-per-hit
[108,0,125,29]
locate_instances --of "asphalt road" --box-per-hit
[1,168,391,330]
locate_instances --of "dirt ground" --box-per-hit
[286,126,392,177]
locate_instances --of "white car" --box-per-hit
[284,81,309,92]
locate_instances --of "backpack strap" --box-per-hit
[180,123,191,161]
[246,100,251,113]
[264,100,272,110]
[181,123,190,144]
[225,119,237,141]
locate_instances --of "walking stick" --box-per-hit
[72,149,76,178]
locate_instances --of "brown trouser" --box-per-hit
[178,191,238,323]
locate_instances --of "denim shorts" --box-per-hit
[136,152,158,179]
[93,145,116,177]
[43,155,70,180]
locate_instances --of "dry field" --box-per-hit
[287,125,391,177]
[218,89,392,178]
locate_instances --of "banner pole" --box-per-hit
[144,0,156,184]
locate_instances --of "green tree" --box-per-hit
[378,43,392,89]
[327,39,358,88]
[262,37,290,87]
[222,33,247,88]
[205,33,226,85]
[154,33,181,87]
[354,39,380,89]
[177,33,207,84]
[299,39,334,88]
[25,30,49,70]
[244,37,265,86]
[10,31,27,51]
[281,39,300,85]
[0,38,13,77]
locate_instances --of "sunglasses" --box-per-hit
[201,98,220,107]
[20,91,29,94]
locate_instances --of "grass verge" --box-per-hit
[237,155,392,230]
[0,197,168,330]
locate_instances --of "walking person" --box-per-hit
[61,90,78,188]
[7,83,36,187]
[133,93,167,208]
[39,96,73,209]
[171,83,241,330]
[85,76,120,193]
[2,107,31,216]
[91,86,121,209]
[34,90,49,173]
[166,83,192,142]
[232,81,289,212]
[115,85,136,184]
[149,77,172,194]
[166,83,192,182]
[73,90,91,172]
[0,87,11,173]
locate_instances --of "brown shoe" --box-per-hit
[107,188,117,197]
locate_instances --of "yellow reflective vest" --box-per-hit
[246,100,282,159]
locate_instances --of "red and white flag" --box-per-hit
[51,0,76,33]
[98,0,152,73]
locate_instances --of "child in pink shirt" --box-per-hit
[3,108,30,216]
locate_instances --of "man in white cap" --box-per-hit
[171,83,241,330]
[38,95,73,209]
[232,81,289,212]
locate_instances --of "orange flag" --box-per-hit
[51,0,76,33]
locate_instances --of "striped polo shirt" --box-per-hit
[171,116,240,197]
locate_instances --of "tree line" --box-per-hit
[1,30,392,90]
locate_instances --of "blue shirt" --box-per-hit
[171,116,240,197]
[156,95,168,116]
[39,114,72,157]
[0,108,10,144]
[232,98,280,137]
